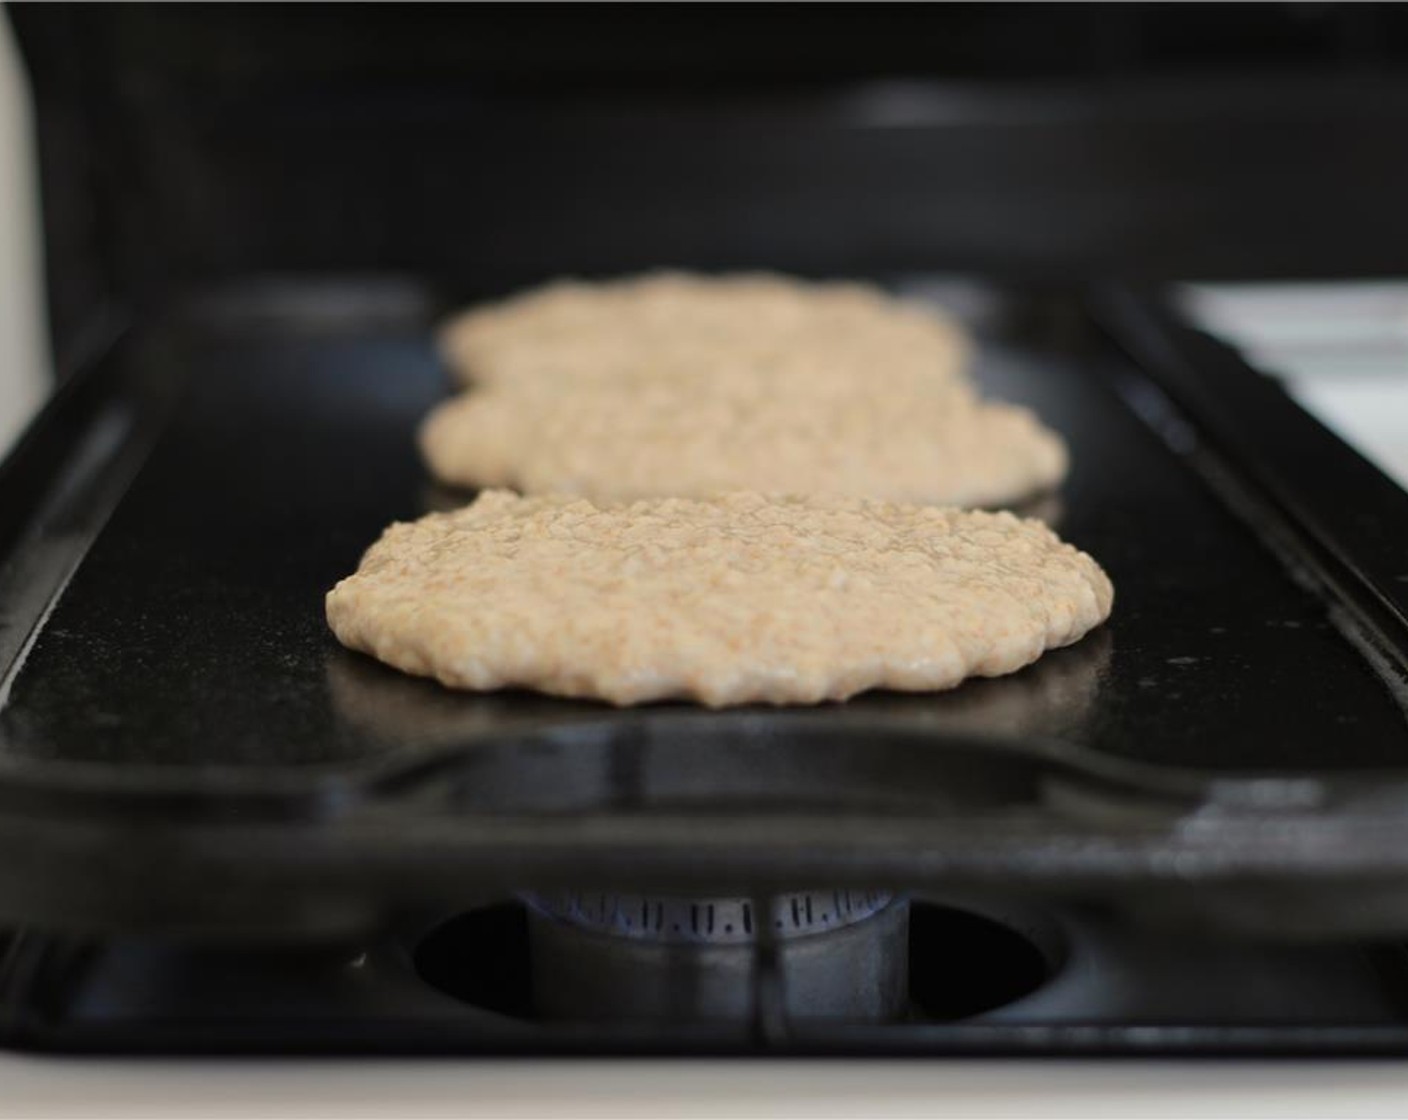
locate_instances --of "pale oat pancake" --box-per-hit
[428,271,1063,506]
[438,272,969,389]
[325,491,1112,707]
[419,364,1066,507]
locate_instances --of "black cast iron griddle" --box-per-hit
[2,278,1408,942]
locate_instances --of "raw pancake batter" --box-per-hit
[419,363,1067,507]
[326,491,1113,707]
[426,272,1065,506]
[438,272,970,389]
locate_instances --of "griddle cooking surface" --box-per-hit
[4,282,1408,940]
[1,315,1400,775]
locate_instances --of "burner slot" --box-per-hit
[521,891,909,1024]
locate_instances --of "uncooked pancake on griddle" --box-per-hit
[438,271,970,389]
[424,271,1067,507]
[326,491,1113,708]
[420,364,1065,507]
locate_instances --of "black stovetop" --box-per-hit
[3,278,1408,1053]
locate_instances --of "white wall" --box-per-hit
[0,14,51,457]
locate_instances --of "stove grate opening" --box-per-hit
[413,894,1056,1024]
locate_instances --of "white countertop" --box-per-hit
[4,1058,1408,1119]
[1179,280,1408,489]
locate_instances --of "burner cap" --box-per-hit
[522,889,908,1023]
[523,889,893,946]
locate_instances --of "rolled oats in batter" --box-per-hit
[438,271,970,389]
[420,364,1066,507]
[425,272,1066,506]
[326,491,1113,707]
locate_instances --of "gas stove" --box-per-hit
[7,2,1408,1078]
[1,279,1408,1056]
[7,887,1408,1055]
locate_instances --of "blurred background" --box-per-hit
[0,9,47,454]
[6,5,1408,354]
[4,2,1408,476]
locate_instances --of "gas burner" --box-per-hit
[524,890,895,944]
[521,890,908,1023]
